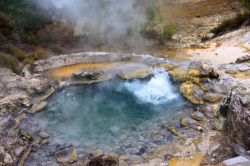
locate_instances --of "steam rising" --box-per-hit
[39,0,150,41]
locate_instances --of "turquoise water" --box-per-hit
[22,70,190,153]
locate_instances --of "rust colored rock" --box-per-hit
[180,81,205,105]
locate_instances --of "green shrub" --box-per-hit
[0,12,15,37]
[24,56,35,64]
[0,53,19,72]
[141,0,177,45]
[1,44,26,61]
[158,24,177,44]
[241,0,250,10]
[0,0,53,32]
[142,23,177,45]
[20,33,38,45]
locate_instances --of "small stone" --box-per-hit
[14,146,24,157]
[4,153,13,164]
[38,130,49,138]
[41,139,49,145]
[197,126,202,131]
[223,156,250,166]
[28,101,47,114]
[167,126,184,137]
[203,92,223,103]
[191,111,206,122]
[203,104,218,119]
[55,147,78,164]
[180,117,201,130]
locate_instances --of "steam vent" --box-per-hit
[0,0,250,166]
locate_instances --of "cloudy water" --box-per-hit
[20,70,190,153]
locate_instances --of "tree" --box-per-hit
[0,0,54,32]
[241,0,250,10]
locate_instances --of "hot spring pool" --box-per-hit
[21,69,191,154]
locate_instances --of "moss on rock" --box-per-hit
[180,81,205,105]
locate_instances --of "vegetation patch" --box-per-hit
[0,53,19,72]
[141,0,177,45]
[241,0,250,10]
[1,44,26,61]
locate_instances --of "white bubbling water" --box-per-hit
[122,68,178,105]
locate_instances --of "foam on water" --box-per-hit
[122,68,177,105]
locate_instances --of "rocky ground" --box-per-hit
[0,48,249,165]
[0,0,250,166]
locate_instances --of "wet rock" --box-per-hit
[87,153,119,166]
[221,87,250,148]
[180,81,205,105]
[14,146,24,157]
[203,92,223,103]
[118,68,152,80]
[191,112,206,122]
[188,61,219,79]
[55,147,78,164]
[88,150,104,159]
[4,153,13,164]
[28,101,47,114]
[158,63,175,71]
[103,153,119,166]
[38,130,49,139]
[73,71,101,81]
[167,126,184,137]
[169,68,191,82]
[204,78,232,95]
[169,68,202,84]
[234,144,247,156]
[236,55,250,63]
[203,104,219,119]
[223,156,250,166]
[41,139,49,145]
[180,117,202,130]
